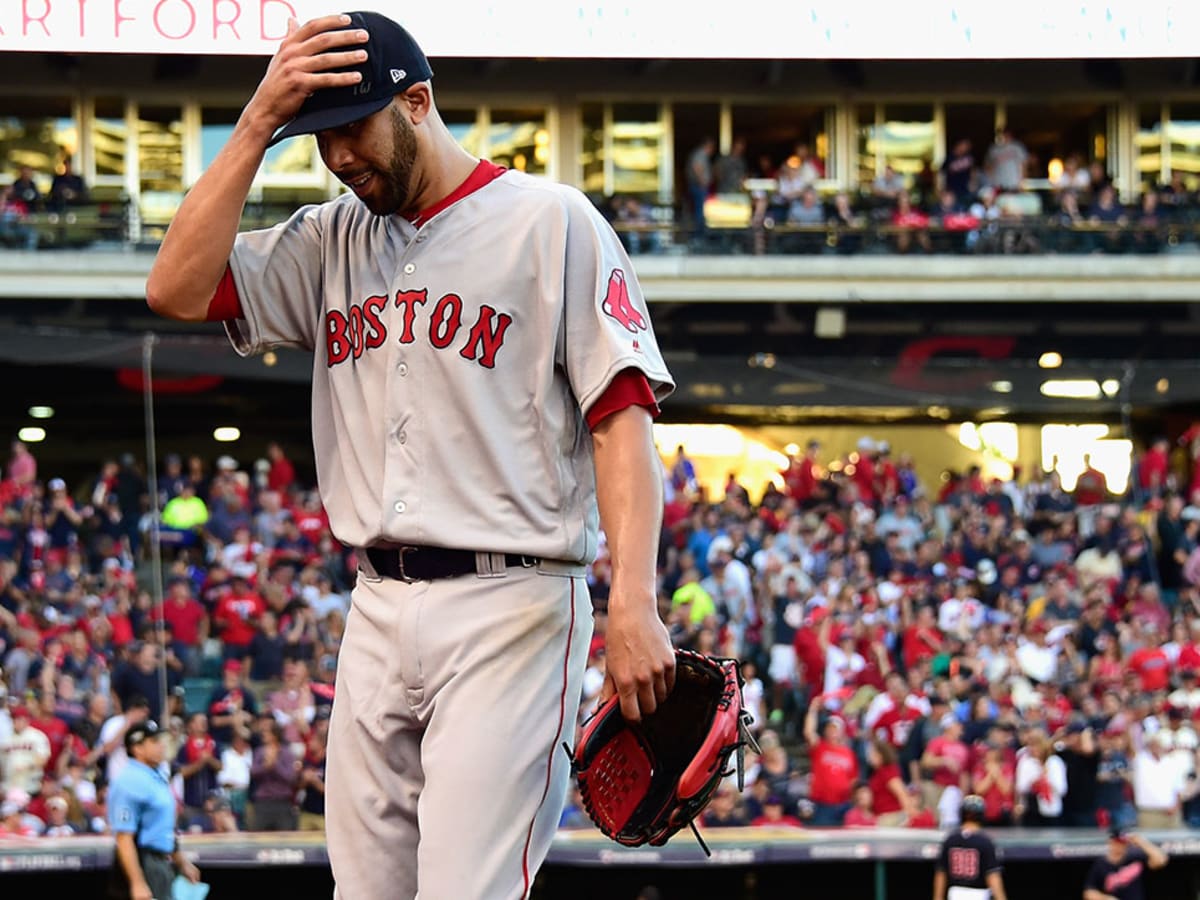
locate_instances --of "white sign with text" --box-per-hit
[0,0,1198,57]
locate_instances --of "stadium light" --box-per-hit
[27,406,55,419]
[1040,379,1101,399]
[989,381,1013,394]
[18,427,46,443]
[814,308,846,340]
[1101,379,1121,397]
[213,426,241,442]
[1038,351,1063,369]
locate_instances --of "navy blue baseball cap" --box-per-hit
[124,719,162,753]
[268,11,433,147]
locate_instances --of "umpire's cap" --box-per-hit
[960,793,987,823]
[268,11,433,147]
[124,719,162,754]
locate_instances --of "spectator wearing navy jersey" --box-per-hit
[176,712,221,820]
[204,658,254,747]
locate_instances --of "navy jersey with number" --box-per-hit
[937,828,1002,888]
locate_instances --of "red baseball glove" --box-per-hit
[567,649,758,855]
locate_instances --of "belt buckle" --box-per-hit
[396,546,421,583]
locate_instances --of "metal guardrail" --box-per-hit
[3,827,1199,871]
[611,218,1200,256]
[5,202,1200,258]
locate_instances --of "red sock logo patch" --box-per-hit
[601,269,647,333]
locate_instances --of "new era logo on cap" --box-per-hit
[391,68,406,83]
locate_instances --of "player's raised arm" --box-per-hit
[146,15,366,321]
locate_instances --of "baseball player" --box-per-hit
[145,10,676,900]
[933,794,1008,900]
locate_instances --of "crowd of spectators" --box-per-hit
[606,130,1200,256]
[1,160,90,251]
[558,433,1200,834]
[5,425,1200,841]
[0,440,341,838]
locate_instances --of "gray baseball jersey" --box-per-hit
[224,169,673,560]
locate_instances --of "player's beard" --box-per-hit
[363,107,417,217]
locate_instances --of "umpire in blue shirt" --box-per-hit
[107,720,201,899]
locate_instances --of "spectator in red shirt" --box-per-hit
[851,438,878,506]
[7,440,37,494]
[1177,632,1200,674]
[1075,455,1108,507]
[1128,584,1170,635]
[921,714,970,815]
[1126,627,1172,693]
[843,783,878,827]
[28,693,69,777]
[865,670,928,751]
[782,440,820,505]
[157,576,208,677]
[212,575,265,661]
[266,442,296,494]
[874,442,900,505]
[0,800,37,837]
[867,737,916,825]
[105,587,136,649]
[903,604,943,672]
[804,703,859,826]
[971,743,1016,826]
[793,609,828,697]
[293,492,331,548]
[904,785,939,828]
[891,194,932,253]
[1138,437,1170,500]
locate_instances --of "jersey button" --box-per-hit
[397,362,408,376]
[393,500,407,514]
[398,431,408,444]
[403,263,416,275]
[415,233,427,243]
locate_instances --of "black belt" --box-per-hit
[365,545,537,582]
[138,848,172,860]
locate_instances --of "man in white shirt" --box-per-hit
[702,537,755,657]
[219,729,254,825]
[1133,730,1186,828]
[1016,623,1059,684]
[0,706,50,794]
[1169,669,1200,714]
[876,496,925,553]
[305,572,350,620]
[95,696,152,786]
[824,629,867,694]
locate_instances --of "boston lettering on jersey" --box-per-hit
[325,289,513,369]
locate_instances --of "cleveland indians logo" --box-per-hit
[601,269,647,333]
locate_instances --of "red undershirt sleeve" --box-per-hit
[586,368,661,431]
[205,265,243,322]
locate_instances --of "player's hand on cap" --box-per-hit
[246,14,369,133]
[600,594,676,722]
